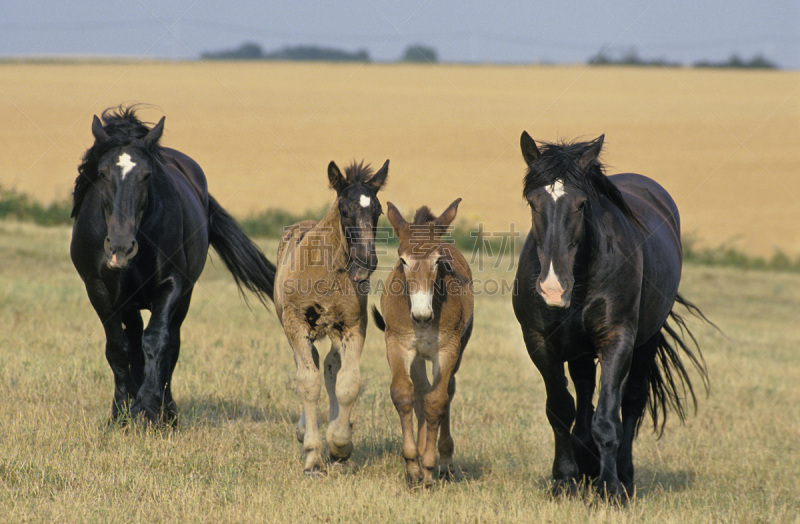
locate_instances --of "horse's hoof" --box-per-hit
[303,465,326,477]
[329,441,352,462]
[439,464,455,482]
[551,478,579,498]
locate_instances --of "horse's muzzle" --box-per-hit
[105,237,138,270]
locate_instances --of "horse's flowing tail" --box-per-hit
[208,196,276,305]
[371,306,386,331]
[645,293,713,436]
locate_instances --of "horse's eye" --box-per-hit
[400,257,409,267]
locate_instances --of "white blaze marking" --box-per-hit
[545,179,566,202]
[116,153,136,180]
[540,261,566,304]
[359,195,371,208]
[409,290,433,320]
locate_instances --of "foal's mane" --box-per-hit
[343,160,377,186]
[72,105,164,217]
[522,139,643,229]
[412,206,436,225]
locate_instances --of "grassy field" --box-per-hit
[1,62,799,257]
[1,221,798,522]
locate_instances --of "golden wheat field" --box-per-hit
[1,61,798,256]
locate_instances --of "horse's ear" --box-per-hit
[386,201,408,237]
[520,131,540,166]
[143,116,165,148]
[91,115,110,143]
[328,161,347,195]
[366,159,389,192]
[435,198,462,229]
[578,134,604,172]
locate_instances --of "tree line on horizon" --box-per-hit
[200,41,779,69]
[200,42,437,63]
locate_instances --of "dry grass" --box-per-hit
[1,62,798,256]
[1,221,798,522]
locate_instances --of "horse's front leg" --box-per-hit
[101,317,134,421]
[325,328,364,463]
[592,328,635,499]
[568,354,600,480]
[85,280,135,422]
[522,331,579,495]
[133,280,187,425]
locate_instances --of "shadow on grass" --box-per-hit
[355,435,488,484]
[634,467,696,497]
[178,394,294,428]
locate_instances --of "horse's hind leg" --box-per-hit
[568,354,600,480]
[324,329,363,464]
[618,332,659,496]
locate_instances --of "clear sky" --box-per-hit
[1,1,798,68]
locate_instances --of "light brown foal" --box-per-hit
[274,160,388,474]
[373,198,473,486]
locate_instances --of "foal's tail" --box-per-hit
[371,306,386,331]
[645,293,714,436]
[208,196,276,306]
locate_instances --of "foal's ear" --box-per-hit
[386,201,409,236]
[578,134,604,172]
[328,161,347,195]
[520,131,540,166]
[435,198,462,229]
[366,159,389,192]
[91,115,110,143]
[143,116,165,148]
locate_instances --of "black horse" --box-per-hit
[512,132,709,499]
[71,106,276,425]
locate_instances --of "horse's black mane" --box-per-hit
[523,139,642,229]
[72,106,164,217]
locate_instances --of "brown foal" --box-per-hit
[373,199,473,486]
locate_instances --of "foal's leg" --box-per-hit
[568,354,600,480]
[592,329,635,499]
[618,333,660,495]
[522,331,579,495]
[409,357,429,465]
[388,342,422,484]
[325,328,364,463]
[324,335,350,462]
[437,373,457,480]
[287,323,324,474]
[420,347,459,486]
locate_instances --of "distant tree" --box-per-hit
[693,53,778,69]
[264,46,370,62]
[201,43,370,62]
[589,46,680,67]
[201,42,265,60]
[402,44,438,63]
